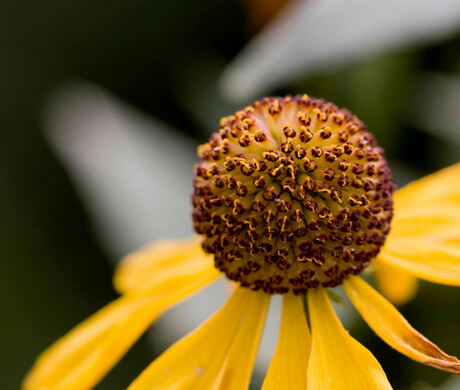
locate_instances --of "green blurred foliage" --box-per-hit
[0,0,459,389]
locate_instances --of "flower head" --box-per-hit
[24,94,460,390]
[193,95,394,293]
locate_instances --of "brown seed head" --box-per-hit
[192,95,394,294]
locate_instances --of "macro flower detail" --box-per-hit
[193,95,394,293]
[24,95,460,390]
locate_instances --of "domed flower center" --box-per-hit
[192,95,394,294]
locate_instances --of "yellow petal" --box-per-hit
[307,287,392,390]
[374,260,418,305]
[380,164,460,287]
[390,164,460,250]
[395,162,460,209]
[216,294,269,390]
[128,287,270,390]
[23,270,218,390]
[378,239,460,286]
[344,276,460,374]
[262,294,310,390]
[390,211,460,240]
[114,236,217,294]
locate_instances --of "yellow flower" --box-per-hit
[24,95,460,390]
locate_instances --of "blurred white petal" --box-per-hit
[221,0,460,102]
[410,72,460,145]
[44,82,197,257]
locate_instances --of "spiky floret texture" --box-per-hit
[193,95,394,294]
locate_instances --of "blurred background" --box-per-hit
[1,0,460,389]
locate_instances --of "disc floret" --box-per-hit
[192,95,394,294]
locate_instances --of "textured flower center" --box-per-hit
[192,95,394,294]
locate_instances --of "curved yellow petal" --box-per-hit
[128,287,270,390]
[390,211,460,240]
[390,164,460,255]
[374,260,418,305]
[307,287,392,390]
[114,236,216,294]
[378,240,460,286]
[216,294,269,390]
[381,164,460,288]
[23,269,219,390]
[344,276,460,374]
[262,294,310,390]
[395,162,460,209]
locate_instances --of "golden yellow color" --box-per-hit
[344,276,460,373]
[376,163,460,292]
[307,288,392,389]
[262,295,310,389]
[374,261,418,305]
[128,287,269,390]
[113,237,210,294]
